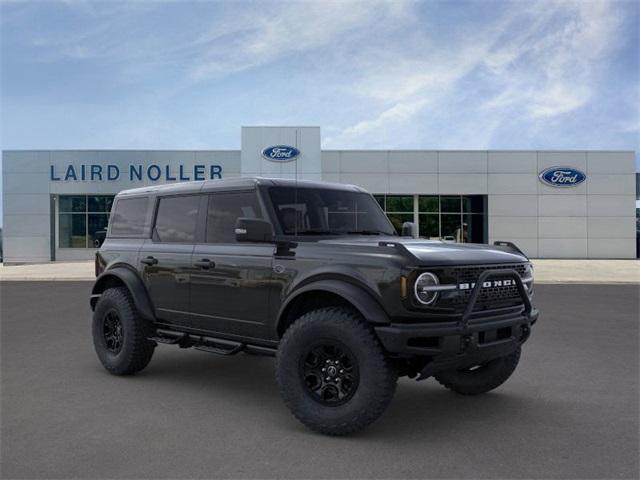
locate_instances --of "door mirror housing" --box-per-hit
[235,218,274,243]
[401,221,416,237]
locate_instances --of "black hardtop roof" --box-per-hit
[116,177,366,198]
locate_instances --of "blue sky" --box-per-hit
[1,0,639,224]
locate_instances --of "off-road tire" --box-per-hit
[92,287,156,375]
[434,347,521,395]
[275,307,398,436]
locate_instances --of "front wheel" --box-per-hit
[434,348,521,395]
[275,307,398,436]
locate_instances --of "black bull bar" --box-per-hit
[374,269,537,379]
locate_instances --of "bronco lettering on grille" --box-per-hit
[459,279,515,290]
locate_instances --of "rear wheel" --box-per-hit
[434,348,521,395]
[92,287,156,375]
[275,307,397,436]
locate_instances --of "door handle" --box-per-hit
[141,256,158,266]
[194,258,215,269]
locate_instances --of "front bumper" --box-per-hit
[375,268,539,379]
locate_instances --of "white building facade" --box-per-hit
[2,126,637,263]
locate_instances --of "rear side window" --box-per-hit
[109,197,149,237]
[154,195,200,243]
[206,191,262,243]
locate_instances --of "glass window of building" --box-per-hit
[382,195,414,235]
[376,194,487,243]
[59,195,114,248]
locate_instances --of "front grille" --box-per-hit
[432,263,528,312]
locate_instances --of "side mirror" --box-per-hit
[235,218,274,243]
[401,221,415,237]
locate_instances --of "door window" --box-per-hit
[153,195,200,243]
[206,191,262,243]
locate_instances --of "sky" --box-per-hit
[1,0,639,224]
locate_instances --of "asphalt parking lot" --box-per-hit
[1,282,638,479]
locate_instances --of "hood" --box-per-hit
[318,236,528,266]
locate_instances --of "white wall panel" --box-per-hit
[587,195,636,217]
[538,195,587,217]
[539,238,588,258]
[3,214,50,237]
[587,239,636,258]
[488,174,538,194]
[489,195,538,217]
[389,174,437,194]
[587,174,635,195]
[587,152,635,174]
[339,173,388,193]
[489,217,538,238]
[3,194,50,215]
[321,173,341,183]
[438,174,487,194]
[340,151,387,173]
[488,151,537,173]
[588,217,636,238]
[388,151,438,173]
[3,151,50,173]
[3,172,50,194]
[3,237,50,263]
[537,151,587,171]
[538,217,587,238]
[321,152,340,172]
[438,152,487,173]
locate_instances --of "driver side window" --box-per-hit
[206,191,263,243]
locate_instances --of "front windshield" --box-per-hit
[268,186,397,236]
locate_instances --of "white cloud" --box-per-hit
[190,1,410,79]
[325,0,628,147]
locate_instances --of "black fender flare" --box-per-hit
[91,266,155,321]
[276,279,390,335]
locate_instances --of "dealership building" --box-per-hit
[1,126,637,263]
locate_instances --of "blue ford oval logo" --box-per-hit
[261,145,300,162]
[538,166,586,187]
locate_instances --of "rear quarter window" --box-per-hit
[109,197,149,237]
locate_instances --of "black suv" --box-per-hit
[91,177,538,435]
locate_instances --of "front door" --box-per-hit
[139,194,202,326]
[189,191,274,340]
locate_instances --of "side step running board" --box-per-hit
[194,337,244,356]
[148,328,278,357]
[149,329,188,345]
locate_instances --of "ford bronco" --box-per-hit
[91,177,538,435]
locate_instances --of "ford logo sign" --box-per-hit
[538,166,586,187]
[261,145,300,162]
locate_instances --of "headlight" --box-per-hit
[414,272,440,305]
[524,262,534,296]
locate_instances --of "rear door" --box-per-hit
[190,190,274,339]
[139,194,204,327]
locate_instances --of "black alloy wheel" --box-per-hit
[103,309,124,354]
[300,341,359,406]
